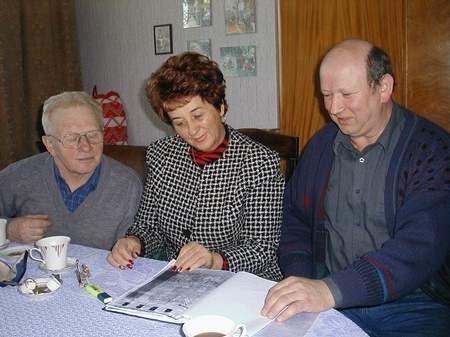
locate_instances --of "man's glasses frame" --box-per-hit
[48,130,104,149]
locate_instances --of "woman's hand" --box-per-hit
[175,241,223,272]
[106,236,141,269]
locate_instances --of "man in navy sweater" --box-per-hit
[261,39,450,336]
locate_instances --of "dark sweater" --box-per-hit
[279,104,450,308]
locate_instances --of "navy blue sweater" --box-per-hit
[279,104,450,308]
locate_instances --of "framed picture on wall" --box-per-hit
[182,0,211,28]
[224,0,256,34]
[187,39,211,58]
[219,45,256,77]
[154,24,173,55]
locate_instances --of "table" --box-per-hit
[1,244,368,337]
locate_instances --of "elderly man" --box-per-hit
[0,92,142,250]
[262,39,450,336]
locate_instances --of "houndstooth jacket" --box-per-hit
[127,126,284,280]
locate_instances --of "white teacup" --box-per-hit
[182,315,247,337]
[0,218,7,246]
[29,236,71,271]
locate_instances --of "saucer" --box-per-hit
[38,256,76,273]
[18,276,61,296]
[0,244,32,257]
[0,240,10,250]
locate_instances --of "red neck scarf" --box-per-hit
[190,126,229,168]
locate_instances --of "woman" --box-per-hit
[107,52,283,280]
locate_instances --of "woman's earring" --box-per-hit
[221,115,227,123]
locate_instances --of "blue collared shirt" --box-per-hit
[54,163,101,212]
[324,106,406,275]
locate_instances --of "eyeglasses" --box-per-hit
[49,130,103,149]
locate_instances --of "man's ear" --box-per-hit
[379,74,394,103]
[42,136,55,156]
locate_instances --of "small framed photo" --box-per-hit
[183,0,211,28]
[187,39,211,58]
[153,24,173,55]
[220,45,257,77]
[224,0,256,35]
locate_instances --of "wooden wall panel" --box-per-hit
[279,0,406,149]
[407,0,450,131]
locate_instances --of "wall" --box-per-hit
[75,0,279,146]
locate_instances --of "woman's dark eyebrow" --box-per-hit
[190,106,201,114]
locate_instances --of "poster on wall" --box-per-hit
[182,0,211,28]
[154,24,173,55]
[219,45,256,77]
[224,0,256,34]
[187,39,212,58]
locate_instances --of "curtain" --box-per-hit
[0,0,81,169]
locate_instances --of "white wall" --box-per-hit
[75,0,279,145]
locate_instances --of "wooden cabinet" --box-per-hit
[406,0,450,131]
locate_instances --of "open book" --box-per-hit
[104,260,276,336]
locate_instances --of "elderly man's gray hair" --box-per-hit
[42,91,103,135]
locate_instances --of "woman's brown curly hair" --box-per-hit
[146,52,228,124]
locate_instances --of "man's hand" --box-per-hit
[261,276,336,321]
[6,214,51,243]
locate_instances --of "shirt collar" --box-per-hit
[53,162,101,194]
[333,104,403,155]
[190,124,229,167]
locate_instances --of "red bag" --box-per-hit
[92,86,128,145]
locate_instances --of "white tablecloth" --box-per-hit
[0,244,367,337]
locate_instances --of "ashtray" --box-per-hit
[18,275,61,296]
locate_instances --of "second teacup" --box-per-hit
[182,315,247,337]
[29,236,71,271]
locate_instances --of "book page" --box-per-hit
[105,260,234,323]
[185,271,276,336]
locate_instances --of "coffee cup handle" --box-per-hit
[231,324,247,337]
[29,248,45,264]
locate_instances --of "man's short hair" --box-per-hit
[366,46,394,87]
[42,91,103,135]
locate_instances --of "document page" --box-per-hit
[185,271,276,336]
[105,260,234,323]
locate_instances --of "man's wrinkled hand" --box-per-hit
[6,214,51,243]
[261,276,335,321]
